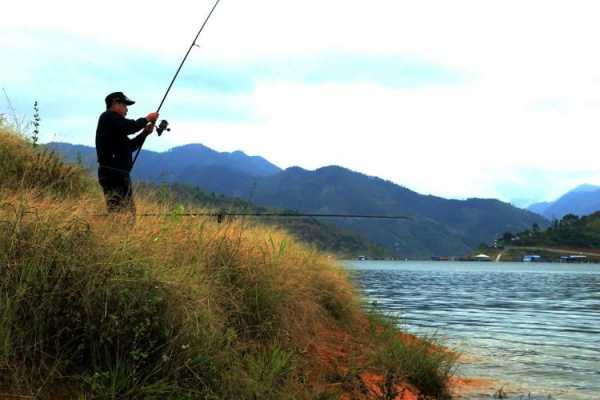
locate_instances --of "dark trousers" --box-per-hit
[98,166,135,214]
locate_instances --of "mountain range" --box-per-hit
[47,142,547,257]
[527,184,600,220]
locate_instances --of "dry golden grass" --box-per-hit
[0,180,360,398]
[0,126,91,197]
[0,123,456,399]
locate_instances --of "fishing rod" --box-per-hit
[99,211,413,224]
[132,0,222,168]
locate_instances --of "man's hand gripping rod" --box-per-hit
[132,0,222,168]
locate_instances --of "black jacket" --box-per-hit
[95,111,149,172]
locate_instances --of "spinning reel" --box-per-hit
[156,119,171,136]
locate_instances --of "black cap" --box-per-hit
[105,91,135,109]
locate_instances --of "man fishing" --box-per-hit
[95,91,159,213]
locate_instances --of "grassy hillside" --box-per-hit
[1,121,456,399]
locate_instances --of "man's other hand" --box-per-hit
[146,112,159,123]
[143,124,154,135]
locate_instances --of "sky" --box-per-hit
[3,0,600,206]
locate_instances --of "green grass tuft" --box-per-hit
[368,312,458,399]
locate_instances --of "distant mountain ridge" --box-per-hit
[527,201,552,215]
[528,184,600,219]
[245,165,546,257]
[48,141,547,257]
[46,142,281,180]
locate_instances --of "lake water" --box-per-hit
[345,261,600,400]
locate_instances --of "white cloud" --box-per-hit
[4,0,600,202]
[151,77,600,200]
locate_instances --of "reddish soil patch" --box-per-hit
[306,319,494,399]
[306,320,422,400]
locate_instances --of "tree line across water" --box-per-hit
[500,212,600,250]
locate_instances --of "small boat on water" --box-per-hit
[560,255,587,263]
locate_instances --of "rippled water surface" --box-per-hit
[345,261,600,400]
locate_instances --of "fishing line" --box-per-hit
[132,0,222,168]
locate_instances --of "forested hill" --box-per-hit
[48,142,547,257]
[246,166,548,257]
[509,212,600,249]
